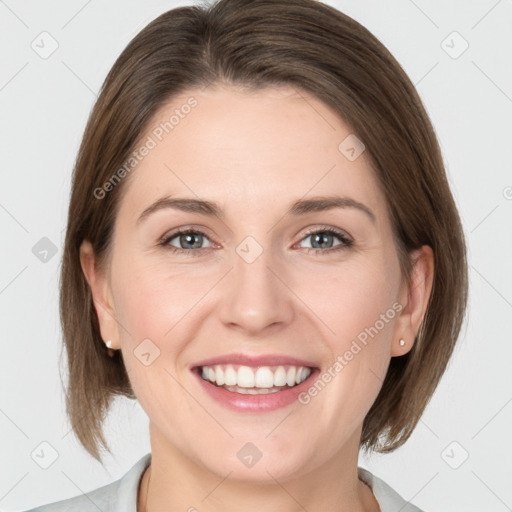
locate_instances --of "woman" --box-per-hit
[24,0,468,510]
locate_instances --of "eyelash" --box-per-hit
[158,226,353,257]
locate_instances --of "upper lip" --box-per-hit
[191,352,319,369]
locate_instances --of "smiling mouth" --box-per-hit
[195,364,317,394]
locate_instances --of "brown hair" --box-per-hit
[59,0,468,462]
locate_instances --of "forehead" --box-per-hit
[118,84,385,223]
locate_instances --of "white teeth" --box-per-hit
[255,367,274,388]
[200,364,312,389]
[273,366,287,386]
[224,366,237,386]
[296,367,306,385]
[286,367,296,387]
[223,385,281,394]
[237,366,255,387]
[215,366,224,386]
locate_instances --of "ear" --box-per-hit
[391,245,434,357]
[79,239,120,350]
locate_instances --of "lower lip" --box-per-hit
[192,368,319,412]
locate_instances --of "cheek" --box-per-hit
[110,261,198,409]
[111,259,208,346]
[298,274,396,436]
[302,258,399,350]
[296,258,399,415]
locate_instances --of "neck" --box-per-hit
[137,424,380,512]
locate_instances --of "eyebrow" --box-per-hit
[136,194,376,225]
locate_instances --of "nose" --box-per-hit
[218,244,295,336]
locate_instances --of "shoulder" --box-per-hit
[20,453,152,512]
[358,466,426,512]
[20,481,120,512]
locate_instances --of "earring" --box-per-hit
[399,338,405,347]
[104,339,116,357]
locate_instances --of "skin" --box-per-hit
[80,84,433,512]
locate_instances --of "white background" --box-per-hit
[1,1,511,511]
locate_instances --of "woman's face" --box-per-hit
[83,84,421,482]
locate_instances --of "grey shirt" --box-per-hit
[23,453,425,512]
